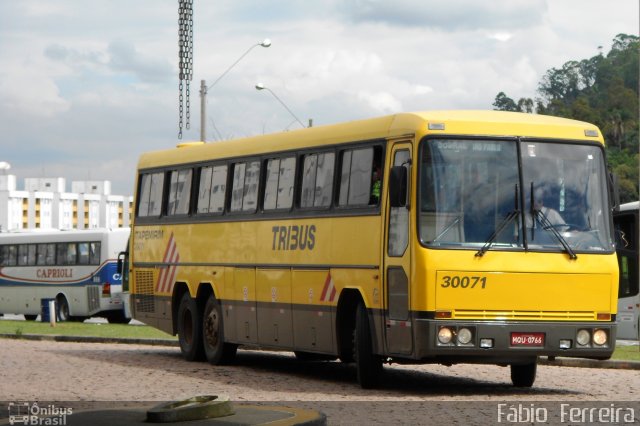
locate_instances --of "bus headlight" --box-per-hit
[593,329,608,346]
[576,329,590,346]
[457,327,473,345]
[438,327,453,344]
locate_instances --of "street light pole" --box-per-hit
[200,39,271,141]
[255,83,305,129]
[200,80,207,142]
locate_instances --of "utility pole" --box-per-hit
[200,80,207,142]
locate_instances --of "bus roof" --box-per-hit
[0,228,130,242]
[138,110,604,170]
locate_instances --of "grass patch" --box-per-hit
[611,344,640,361]
[0,319,176,340]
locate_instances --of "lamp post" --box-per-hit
[255,83,305,129]
[200,39,271,141]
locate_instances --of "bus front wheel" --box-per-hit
[354,301,382,388]
[202,294,237,365]
[510,362,537,387]
[177,292,204,361]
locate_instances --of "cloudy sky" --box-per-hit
[0,0,637,195]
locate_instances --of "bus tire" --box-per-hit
[202,295,237,365]
[177,292,204,361]
[24,315,38,321]
[354,300,382,388]
[510,362,537,387]
[56,296,70,322]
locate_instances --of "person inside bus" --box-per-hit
[370,165,381,205]
[526,187,566,228]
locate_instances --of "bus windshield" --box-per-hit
[418,138,613,254]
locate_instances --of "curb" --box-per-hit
[539,356,640,370]
[2,334,638,370]
[0,333,178,347]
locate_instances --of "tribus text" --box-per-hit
[271,225,316,251]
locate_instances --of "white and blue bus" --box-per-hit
[0,228,130,323]
[614,201,639,340]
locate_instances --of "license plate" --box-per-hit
[510,332,545,347]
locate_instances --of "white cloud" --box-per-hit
[489,32,513,42]
[0,69,70,118]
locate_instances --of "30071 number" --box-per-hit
[440,275,487,289]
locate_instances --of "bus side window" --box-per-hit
[89,242,100,265]
[137,172,164,217]
[197,164,227,215]
[18,245,29,266]
[57,243,77,266]
[78,243,90,265]
[27,244,37,266]
[300,152,335,209]
[36,244,47,266]
[338,146,382,207]
[3,245,17,266]
[230,161,261,213]
[264,156,296,211]
[45,243,56,265]
[167,169,193,216]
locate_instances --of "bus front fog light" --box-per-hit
[480,338,493,348]
[593,329,607,346]
[438,327,453,344]
[576,329,590,346]
[559,339,572,349]
[457,327,473,345]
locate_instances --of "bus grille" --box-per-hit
[135,270,155,313]
[453,310,597,321]
[87,285,100,312]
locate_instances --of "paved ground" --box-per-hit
[0,338,638,425]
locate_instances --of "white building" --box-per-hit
[0,174,132,232]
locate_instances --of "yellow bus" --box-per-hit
[125,111,618,388]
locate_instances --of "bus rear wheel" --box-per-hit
[177,292,204,361]
[202,295,237,365]
[354,300,382,388]
[510,361,537,387]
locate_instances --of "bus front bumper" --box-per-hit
[411,319,616,363]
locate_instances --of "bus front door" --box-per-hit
[383,142,413,355]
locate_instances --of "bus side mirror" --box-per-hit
[389,166,408,208]
[117,251,127,275]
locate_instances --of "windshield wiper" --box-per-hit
[534,209,578,260]
[476,184,520,257]
[432,215,461,243]
[475,210,519,257]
